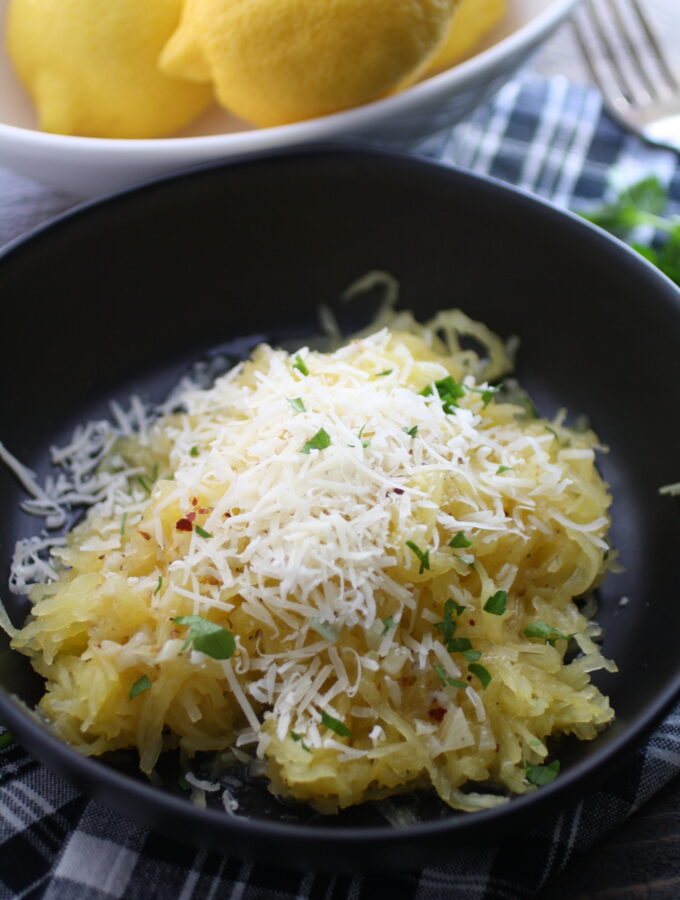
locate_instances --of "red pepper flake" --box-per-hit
[191,497,198,507]
[199,508,211,515]
[176,518,193,532]
[203,576,220,585]
[137,530,151,541]
[469,619,476,626]
[400,676,415,688]
[495,743,500,752]
[428,707,447,723]
[186,511,197,523]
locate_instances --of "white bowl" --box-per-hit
[0,0,578,197]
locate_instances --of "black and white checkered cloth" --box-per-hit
[1,72,680,900]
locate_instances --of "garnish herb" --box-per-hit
[524,621,572,646]
[129,675,152,699]
[194,525,212,539]
[402,425,418,438]
[287,397,306,414]
[189,445,200,457]
[496,465,513,474]
[300,428,331,454]
[580,176,680,286]
[137,475,151,495]
[468,663,491,689]
[154,576,163,596]
[454,553,475,567]
[381,615,395,637]
[293,354,309,376]
[449,532,472,549]
[448,598,466,616]
[321,711,352,738]
[466,384,498,407]
[447,637,473,653]
[173,615,236,660]
[463,649,482,662]
[435,599,457,645]
[525,759,560,786]
[433,664,468,690]
[291,731,312,753]
[375,369,393,377]
[0,732,13,750]
[406,540,430,574]
[421,376,466,414]
[120,512,127,535]
[357,424,370,448]
[483,590,508,615]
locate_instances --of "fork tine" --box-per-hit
[608,0,660,99]
[571,1,643,108]
[628,0,680,93]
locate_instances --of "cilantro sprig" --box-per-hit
[406,540,430,573]
[129,675,152,699]
[174,615,236,660]
[300,428,331,454]
[420,375,466,414]
[483,590,508,615]
[433,664,468,690]
[581,176,680,286]
[524,621,573,646]
[321,711,352,738]
[524,759,560,786]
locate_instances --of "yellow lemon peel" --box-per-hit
[7,0,213,138]
[424,0,506,75]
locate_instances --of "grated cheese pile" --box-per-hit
[4,309,616,813]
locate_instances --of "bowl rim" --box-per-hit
[2,145,680,856]
[0,0,579,153]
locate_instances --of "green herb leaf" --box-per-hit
[321,711,352,738]
[300,428,331,454]
[293,354,309,376]
[433,664,468,690]
[375,369,393,377]
[466,384,499,407]
[406,540,430,573]
[402,425,419,438]
[449,531,472,549]
[154,576,163,596]
[381,615,395,637]
[468,662,491,688]
[291,731,312,753]
[496,465,513,474]
[420,375,465,413]
[174,615,236,660]
[287,397,306,414]
[525,758,560,786]
[448,598,466,616]
[524,621,572,646]
[463,649,482,662]
[435,599,457,645]
[447,637,473,653]
[357,424,370,448]
[189,445,200,457]
[129,675,152,699]
[0,732,13,750]
[483,590,508,615]
[194,525,212,539]
[137,475,151,495]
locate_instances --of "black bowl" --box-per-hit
[2,148,680,872]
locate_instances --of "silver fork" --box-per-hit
[571,0,680,151]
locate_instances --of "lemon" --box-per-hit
[160,0,460,128]
[6,0,213,138]
[424,0,506,75]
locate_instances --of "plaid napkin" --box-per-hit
[1,72,680,900]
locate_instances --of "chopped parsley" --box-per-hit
[435,599,457,645]
[449,531,472,549]
[153,576,163,596]
[447,637,473,653]
[189,445,200,457]
[287,397,306,414]
[421,375,466,414]
[483,590,508,615]
[321,711,352,738]
[468,662,491,688]
[375,369,393,377]
[463,649,482,662]
[291,731,312,753]
[293,354,309,376]
[137,475,151,495]
[300,428,331,454]
[381,615,396,637]
[129,675,152,699]
[496,465,513,474]
[466,384,499,407]
[433,664,467,690]
[524,621,573,646]
[402,425,418,438]
[194,525,212,539]
[406,540,430,573]
[357,424,370,448]
[525,759,560,786]
[173,615,236,660]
